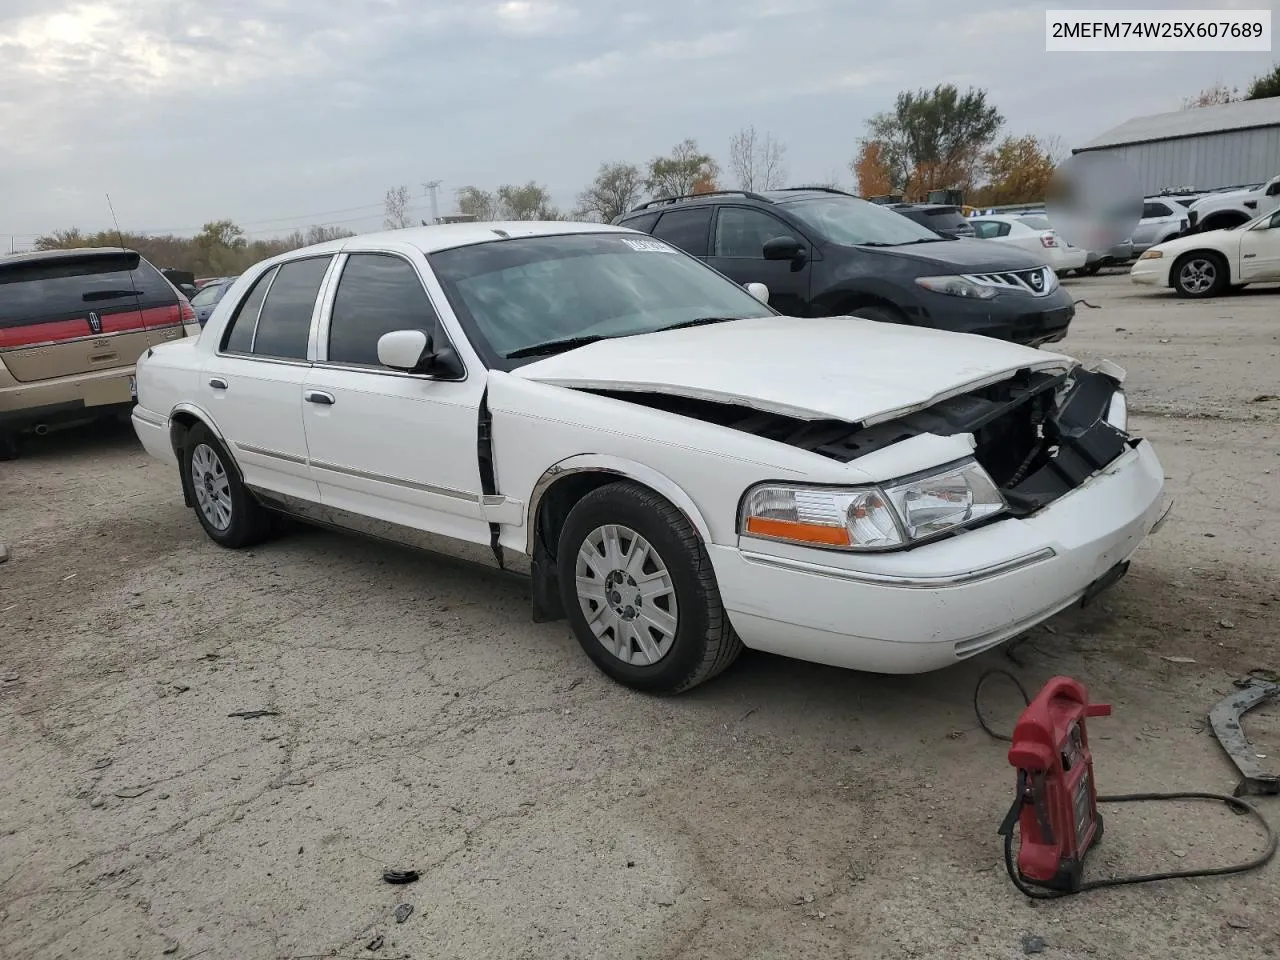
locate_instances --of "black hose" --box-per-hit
[976,669,1279,897]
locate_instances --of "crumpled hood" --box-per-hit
[512,315,1074,426]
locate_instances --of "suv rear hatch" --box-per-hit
[0,249,190,383]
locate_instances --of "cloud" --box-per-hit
[0,0,1273,241]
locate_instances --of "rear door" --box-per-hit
[0,251,186,387]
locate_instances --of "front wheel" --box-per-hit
[1172,252,1228,298]
[556,482,742,694]
[181,423,272,548]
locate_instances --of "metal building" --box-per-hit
[1073,98,1280,194]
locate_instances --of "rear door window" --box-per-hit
[651,207,713,257]
[250,256,332,360]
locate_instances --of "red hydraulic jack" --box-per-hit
[996,674,1278,899]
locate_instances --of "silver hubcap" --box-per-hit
[190,443,233,531]
[1179,259,1216,294]
[574,524,679,666]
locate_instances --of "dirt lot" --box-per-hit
[2,271,1279,960]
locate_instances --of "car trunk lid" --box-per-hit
[0,249,188,383]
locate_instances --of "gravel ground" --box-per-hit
[2,271,1279,960]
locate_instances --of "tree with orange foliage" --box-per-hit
[971,135,1059,207]
[691,173,718,194]
[852,141,893,197]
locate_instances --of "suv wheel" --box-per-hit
[847,304,906,325]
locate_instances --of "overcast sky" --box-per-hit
[1,0,1275,245]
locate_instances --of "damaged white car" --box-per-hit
[131,222,1171,693]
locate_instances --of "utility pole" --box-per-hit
[423,181,441,224]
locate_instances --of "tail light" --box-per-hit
[1040,232,1058,248]
[179,298,196,323]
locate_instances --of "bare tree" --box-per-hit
[728,125,788,191]
[1182,79,1238,109]
[577,162,645,222]
[382,186,413,229]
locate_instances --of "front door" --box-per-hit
[705,206,814,317]
[1239,210,1280,282]
[201,255,334,502]
[301,251,492,547]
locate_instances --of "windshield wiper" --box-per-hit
[82,289,140,301]
[505,335,609,359]
[654,316,740,333]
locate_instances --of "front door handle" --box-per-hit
[209,377,228,390]
[305,391,335,406]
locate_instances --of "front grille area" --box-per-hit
[964,267,1053,296]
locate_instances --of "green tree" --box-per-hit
[456,186,499,220]
[577,162,645,222]
[383,186,414,229]
[496,182,561,220]
[861,84,1003,195]
[1246,63,1280,99]
[645,139,720,199]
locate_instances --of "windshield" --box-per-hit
[784,196,941,246]
[189,283,225,307]
[428,232,776,368]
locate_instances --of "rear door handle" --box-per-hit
[305,391,335,406]
[208,377,228,390]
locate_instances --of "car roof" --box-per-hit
[0,246,136,265]
[287,220,636,258]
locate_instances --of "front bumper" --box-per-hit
[1129,257,1169,287]
[917,286,1075,347]
[710,439,1167,674]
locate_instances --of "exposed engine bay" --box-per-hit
[584,365,1133,518]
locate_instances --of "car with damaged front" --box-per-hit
[130,222,1172,694]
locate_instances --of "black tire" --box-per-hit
[1081,262,1102,276]
[0,434,18,461]
[1171,251,1228,299]
[847,304,906,325]
[181,423,272,548]
[556,481,742,694]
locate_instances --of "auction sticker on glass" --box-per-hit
[1045,154,1143,252]
[1046,9,1271,52]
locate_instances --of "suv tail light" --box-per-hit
[179,299,196,323]
[1040,232,1058,248]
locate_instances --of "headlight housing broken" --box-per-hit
[739,459,1006,552]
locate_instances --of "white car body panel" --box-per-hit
[131,221,1169,680]
[968,216,1088,272]
[1130,209,1280,287]
[512,315,1072,425]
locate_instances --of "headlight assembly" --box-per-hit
[739,459,1006,552]
[914,275,998,300]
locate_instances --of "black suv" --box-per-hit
[613,188,1074,347]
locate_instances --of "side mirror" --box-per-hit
[377,329,437,371]
[745,282,770,304]
[1266,181,1280,197]
[762,235,806,262]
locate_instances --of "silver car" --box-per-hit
[1131,198,1190,255]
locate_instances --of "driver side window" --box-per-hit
[327,254,442,367]
[713,208,794,258]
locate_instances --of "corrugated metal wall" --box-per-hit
[1076,126,1280,193]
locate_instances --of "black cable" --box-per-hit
[973,668,1031,741]
[1003,793,1277,899]
[976,668,1279,897]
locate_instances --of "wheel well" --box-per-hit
[828,292,904,319]
[169,410,200,454]
[528,471,702,623]
[1172,248,1230,283]
[1200,212,1249,231]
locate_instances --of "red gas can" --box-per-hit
[1002,676,1112,892]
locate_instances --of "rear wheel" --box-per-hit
[557,482,742,694]
[1172,252,1228,298]
[182,423,272,548]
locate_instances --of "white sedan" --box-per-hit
[131,221,1170,693]
[969,214,1088,275]
[1131,207,1280,297]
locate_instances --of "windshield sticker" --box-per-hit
[621,238,677,253]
